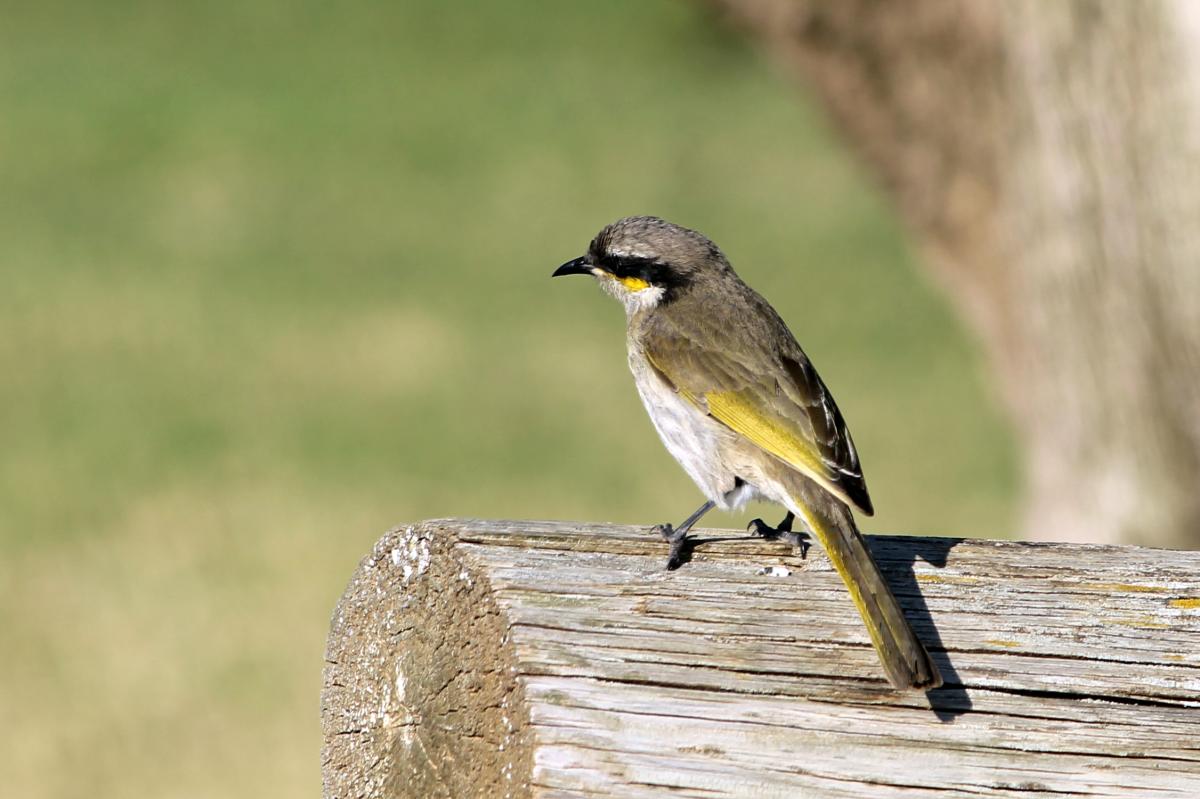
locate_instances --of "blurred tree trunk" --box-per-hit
[702,0,1200,548]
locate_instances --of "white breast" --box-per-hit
[627,345,751,510]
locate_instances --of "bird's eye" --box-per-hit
[600,253,656,279]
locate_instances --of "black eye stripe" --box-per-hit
[588,249,692,303]
[596,253,658,278]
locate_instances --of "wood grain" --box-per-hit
[322,519,1200,798]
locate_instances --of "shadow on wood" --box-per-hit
[322,519,1200,798]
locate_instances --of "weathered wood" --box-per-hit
[322,519,1200,798]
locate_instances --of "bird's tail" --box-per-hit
[786,490,942,691]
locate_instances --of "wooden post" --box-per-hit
[322,519,1200,798]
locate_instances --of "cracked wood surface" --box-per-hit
[322,519,1200,798]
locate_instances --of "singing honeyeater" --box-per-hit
[552,216,942,691]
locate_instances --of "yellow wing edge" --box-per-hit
[699,389,861,511]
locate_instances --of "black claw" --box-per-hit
[651,523,692,570]
[651,500,716,571]
[749,513,811,559]
[665,540,689,570]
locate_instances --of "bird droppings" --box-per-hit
[757,564,791,577]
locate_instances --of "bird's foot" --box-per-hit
[651,523,691,571]
[748,512,811,559]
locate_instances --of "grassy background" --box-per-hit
[1,1,1015,796]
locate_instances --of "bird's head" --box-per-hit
[552,216,728,313]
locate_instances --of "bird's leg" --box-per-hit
[749,511,811,558]
[651,499,715,571]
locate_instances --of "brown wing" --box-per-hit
[641,291,873,515]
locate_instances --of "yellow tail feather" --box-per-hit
[791,495,942,690]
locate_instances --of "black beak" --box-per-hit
[552,256,590,277]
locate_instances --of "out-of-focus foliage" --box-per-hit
[0,1,1015,795]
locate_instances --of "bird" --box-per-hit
[551,215,942,691]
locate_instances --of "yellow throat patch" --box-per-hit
[617,276,651,291]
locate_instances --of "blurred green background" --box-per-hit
[1,1,1015,796]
